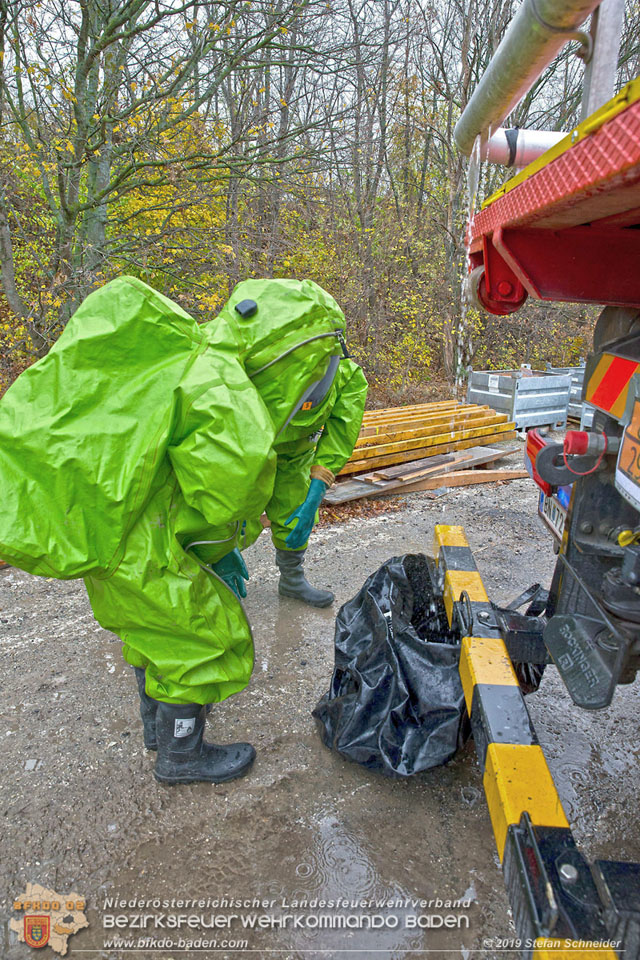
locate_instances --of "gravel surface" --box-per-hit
[1,471,639,960]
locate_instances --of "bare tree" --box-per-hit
[2,0,638,380]
[0,0,317,351]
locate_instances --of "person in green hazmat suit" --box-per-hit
[0,276,366,786]
[266,340,368,608]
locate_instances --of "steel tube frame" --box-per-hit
[454,0,601,157]
[581,0,625,119]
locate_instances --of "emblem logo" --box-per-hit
[24,916,50,949]
[11,884,88,955]
[174,717,195,737]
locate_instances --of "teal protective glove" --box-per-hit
[285,477,328,549]
[211,548,249,598]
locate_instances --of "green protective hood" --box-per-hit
[0,275,347,583]
[203,277,347,436]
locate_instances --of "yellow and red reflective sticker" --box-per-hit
[586,354,640,419]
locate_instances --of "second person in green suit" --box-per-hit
[266,356,368,606]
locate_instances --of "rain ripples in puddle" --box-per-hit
[272,814,426,957]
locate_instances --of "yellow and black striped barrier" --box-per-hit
[433,524,620,960]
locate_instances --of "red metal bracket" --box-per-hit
[493,225,640,306]
[480,236,528,313]
[468,92,640,315]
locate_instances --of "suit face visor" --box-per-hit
[281,354,341,431]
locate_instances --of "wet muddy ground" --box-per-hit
[1,473,639,960]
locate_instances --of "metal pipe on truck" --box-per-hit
[484,127,566,166]
[453,0,602,157]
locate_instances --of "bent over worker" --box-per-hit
[266,354,368,607]
[0,275,351,786]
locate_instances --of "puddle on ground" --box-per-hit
[266,813,427,956]
[74,797,480,960]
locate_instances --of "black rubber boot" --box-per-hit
[275,548,334,607]
[135,668,211,750]
[134,667,158,751]
[153,702,256,785]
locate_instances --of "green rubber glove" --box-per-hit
[285,478,328,549]
[211,548,249,598]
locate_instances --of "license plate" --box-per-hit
[616,397,640,511]
[539,490,567,540]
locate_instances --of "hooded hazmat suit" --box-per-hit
[0,276,353,705]
[266,357,368,551]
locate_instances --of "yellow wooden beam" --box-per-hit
[361,405,486,425]
[356,412,508,449]
[340,428,517,474]
[361,402,479,426]
[359,406,492,439]
[363,399,461,418]
[352,419,514,460]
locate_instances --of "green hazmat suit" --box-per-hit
[266,359,368,549]
[0,275,360,705]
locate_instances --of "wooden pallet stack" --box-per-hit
[325,400,523,505]
[341,400,516,475]
[328,444,526,503]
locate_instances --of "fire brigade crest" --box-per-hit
[24,916,50,948]
[10,883,88,956]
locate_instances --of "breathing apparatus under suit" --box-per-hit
[0,275,362,784]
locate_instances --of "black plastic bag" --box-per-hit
[313,554,469,778]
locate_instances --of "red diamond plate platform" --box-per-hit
[468,78,640,314]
